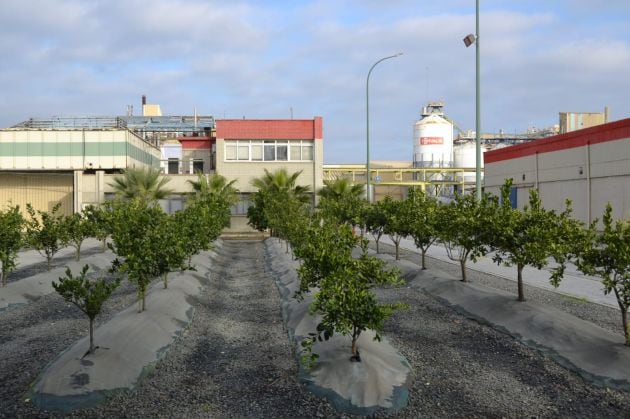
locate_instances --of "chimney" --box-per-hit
[142,95,147,106]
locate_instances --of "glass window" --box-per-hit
[277,144,288,161]
[225,143,237,160]
[302,145,313,161]
[192,160,204,173]
[168,158,179,174]
[290,145,301,161]
[251,144,263,161]
[237,145,249,160]
[264,143,275,161]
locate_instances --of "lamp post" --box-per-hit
[366,52,403,203]
[464,0,481,201]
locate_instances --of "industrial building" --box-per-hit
[0,101,323,232]
[484,118,630,223]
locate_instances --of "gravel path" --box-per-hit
[2,239,630,417]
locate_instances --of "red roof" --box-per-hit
[484,118,630,164]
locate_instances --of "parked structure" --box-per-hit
[484,118,630,223]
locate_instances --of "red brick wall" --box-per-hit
[216,118,323,140]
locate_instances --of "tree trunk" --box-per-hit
[460,259,467,282]
[101,238,107,252]
[47,255,52,271]
[421,249,427,270]
[163,272,168,289]
[517,263,525,302]
[75,244,81,261]
[142,286,146,312]
[375,238,380,253]
[1,270,6,287]
[350,327,361,362]
[89,317,95,354]
[394,239,400,260]
[621,304,629,347]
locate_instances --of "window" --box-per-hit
[224,140,314,162]
[168,158,179,174]
[192,160,204,174]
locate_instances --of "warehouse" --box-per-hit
[483,118,630,223]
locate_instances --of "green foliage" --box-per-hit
[407,188,440,269]
[108,199,166,312]
[108,168,173,204]
[247,168,312,236]
[364,202,387,253]
[292,213,405,363]
[438,192,498,282]
[377,196,414,260]
[62,212,94,261]
[576,204,630,346]
[492,179,581,301]
[82,204,113,251]
[26,203,67,270]
[53,264,121,354]
[317,178,368,228]
[0,205,25,286]
[156,213,190,288]
[187,173,239,207]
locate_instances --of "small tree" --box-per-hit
[407,188,439,270]
[109,199,165,312]
[0,205,25,286]
[26,203,67,270]
[364,203,387,253]
[155,214,189,289]
[83,204,113,252]
[293,218,405,363]
[378,196,413,260]
[53,265,121,355]
[438,192,497,282]
[576,204,630,346]
[62,212,94,261]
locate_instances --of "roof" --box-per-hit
[484,118,630,164]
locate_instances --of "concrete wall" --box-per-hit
[484,119,630,223]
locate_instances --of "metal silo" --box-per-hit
[413,102,453,168]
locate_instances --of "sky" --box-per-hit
[1,0,629,163]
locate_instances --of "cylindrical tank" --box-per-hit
[454,140,477,183]
[413,113,453,168]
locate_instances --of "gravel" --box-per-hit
[2,239,630,418]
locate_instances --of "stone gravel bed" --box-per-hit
[1,239,630,417]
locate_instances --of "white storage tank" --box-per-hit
[413,103,453,168]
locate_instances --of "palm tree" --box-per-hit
[187,173,238,206]
[108,168,172,204]
[251,168,311,203]
[318,178,364,200]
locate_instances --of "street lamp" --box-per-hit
[463,0,481,201]
[366,52,403,203]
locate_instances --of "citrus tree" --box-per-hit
[438,192,498,282]
[82,204,113,252]
[492,179,582,301]
[108,199,165,312]
[378,196,414,260]
[62,212,94,261]
[576,204,630,346]
[407,188,440,270]
[53,265,121,354]
[363,203,387,253]
[26,203,68,270]
[0,205,25,286]
[293,214,405,364]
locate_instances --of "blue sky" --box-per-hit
[1,0,629,163]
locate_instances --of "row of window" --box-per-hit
[224,140,313,162]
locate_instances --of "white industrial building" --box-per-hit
[484,118,630,223]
